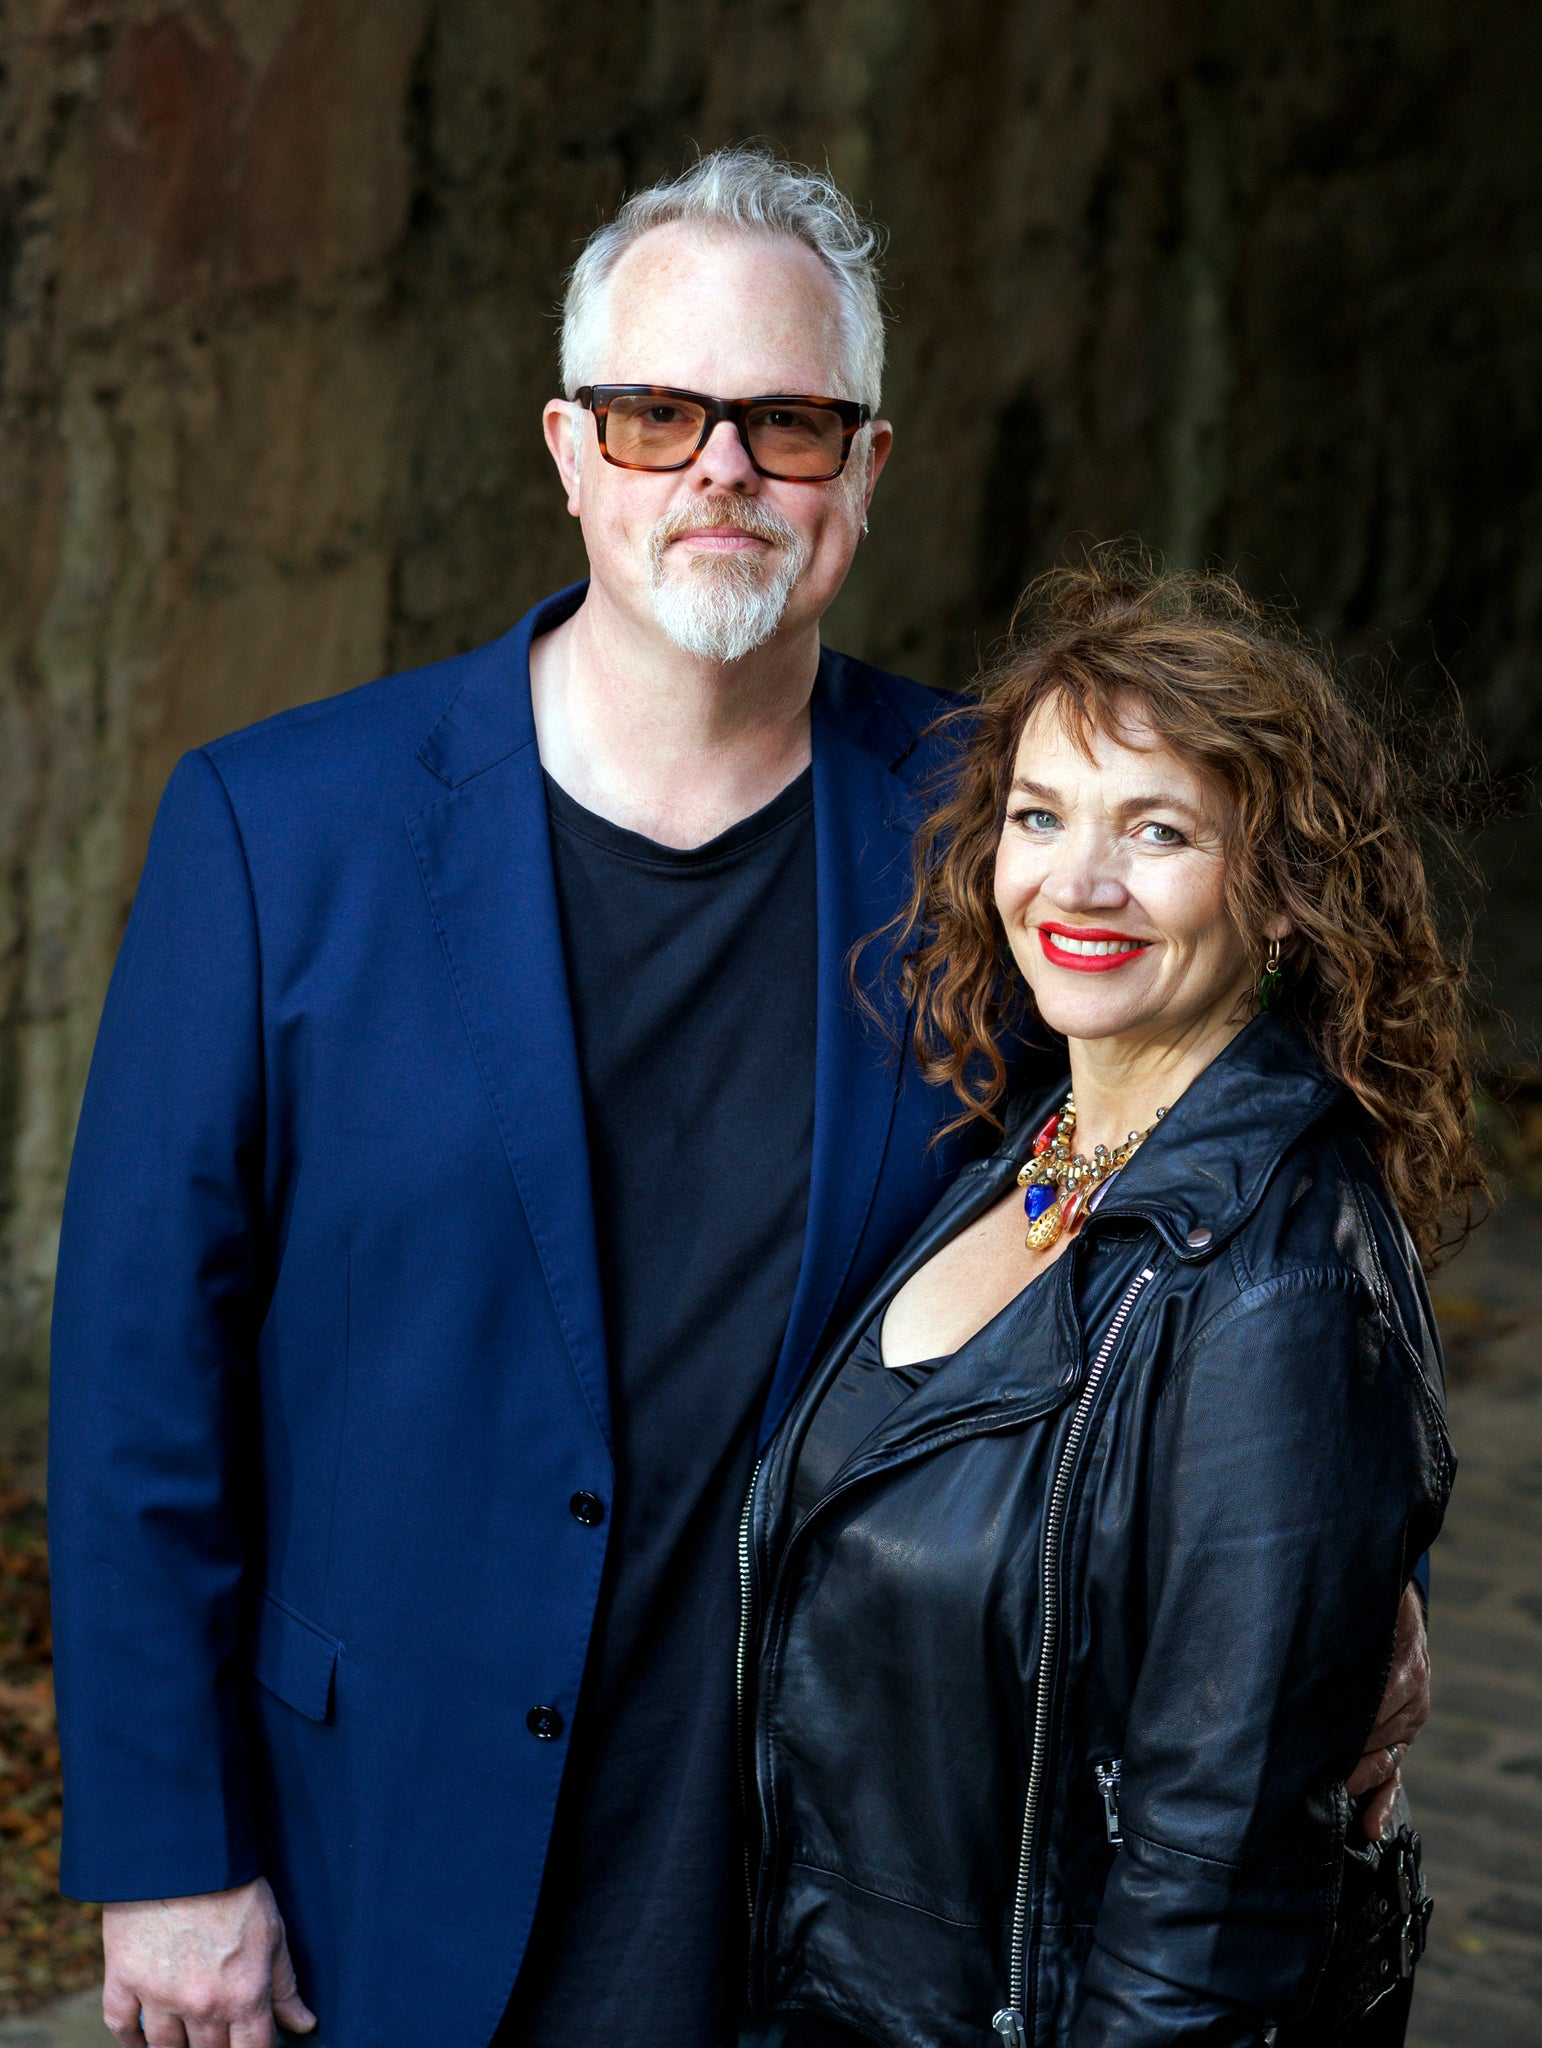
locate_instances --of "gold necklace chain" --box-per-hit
[1014,1094,1166,1251]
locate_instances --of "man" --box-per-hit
[49,149,1427,2048]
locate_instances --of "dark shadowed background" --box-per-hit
[2,0,1541,1435]
[0,1,1539,2037]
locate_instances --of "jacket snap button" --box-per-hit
[1186,1227,1214,1249]
[526,1705,564,1741]
[570,1490,605,1527]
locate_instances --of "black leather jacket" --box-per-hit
[743,1015,1453,2047]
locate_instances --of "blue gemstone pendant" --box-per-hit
[1024,1181,1058,1222]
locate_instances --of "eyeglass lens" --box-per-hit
[603,393,847,477]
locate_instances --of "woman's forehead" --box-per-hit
[1017,693,1177,771]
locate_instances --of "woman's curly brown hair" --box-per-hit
[891,551,1488,1266]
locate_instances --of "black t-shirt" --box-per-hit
[499,767,817,2048]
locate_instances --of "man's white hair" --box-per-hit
[559,146,886,410]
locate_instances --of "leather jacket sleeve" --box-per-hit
[1072,1265,1451,2045]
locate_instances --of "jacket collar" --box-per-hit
[761,1018,1340,1524]
[416,583,583,788]
[1022,1012,1342,1262]
[415,581,936,796]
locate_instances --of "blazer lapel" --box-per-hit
[405,586,613,1453]
[758,657,926,1444]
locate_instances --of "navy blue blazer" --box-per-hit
[48,586,995,2048]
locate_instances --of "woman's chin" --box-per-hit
[1028,987,1151,1045]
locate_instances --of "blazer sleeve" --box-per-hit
[49,749,270,1902]
[1072,1268,1452,2045]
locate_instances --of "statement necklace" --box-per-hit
[1015,1095,1167,1251]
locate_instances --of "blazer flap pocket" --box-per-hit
[252,1591,340,1723]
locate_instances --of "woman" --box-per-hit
[741,560,1481,2047]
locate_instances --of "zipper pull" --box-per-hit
[1093,1758,1123,1847]
[991,2010,1028,2048]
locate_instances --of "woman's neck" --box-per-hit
[1064,1002,1253,1155]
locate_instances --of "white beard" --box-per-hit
[646,505,813,663]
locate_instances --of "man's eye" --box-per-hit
[645,405,686,424]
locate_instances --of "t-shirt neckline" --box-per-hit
[542,763,814,871]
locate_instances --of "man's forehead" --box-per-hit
[597,222,850,393]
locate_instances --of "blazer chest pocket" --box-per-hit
[251,1590,341,1723]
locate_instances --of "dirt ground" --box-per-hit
[2,1201,1538,2045]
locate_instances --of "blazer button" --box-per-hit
[527,1705,564,1741]
[570,1490,606,1527]
[1186,1226,1213,1249]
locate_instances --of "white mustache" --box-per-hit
[648,496,804,554]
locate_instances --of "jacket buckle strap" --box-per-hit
[1396,1834,1433,1979]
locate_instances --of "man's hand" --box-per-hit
[102,1876,317,2048]
[1345,1581,1431,1843]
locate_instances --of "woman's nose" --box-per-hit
[1041,845,1129,913]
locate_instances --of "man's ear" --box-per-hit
[861,418,895,515]
[543,399,583,516]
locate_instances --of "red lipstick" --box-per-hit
[1037,922,1153,973]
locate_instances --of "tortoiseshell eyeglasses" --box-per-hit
[574,385,871,482]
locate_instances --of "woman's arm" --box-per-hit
[1073,1268,1451,2045]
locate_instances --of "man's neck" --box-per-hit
[529,583,818,849]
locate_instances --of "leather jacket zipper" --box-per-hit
[992,1265,1156,2046]
[735,1453,766,1917]
[1093,1758,1123,1846]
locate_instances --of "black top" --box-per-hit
[790,1174,1136,1526]
[500,768,817,2048]
[790,1315,948,1523]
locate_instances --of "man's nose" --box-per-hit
[693,417,759,490]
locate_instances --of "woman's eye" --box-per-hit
[1138,821,1186,846]
[1008,807,1060,832]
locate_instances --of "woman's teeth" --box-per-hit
[1054,934,1145,956]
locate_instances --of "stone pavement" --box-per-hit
[7,1206,1540,2048]
[1407,1195,1542,2046]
